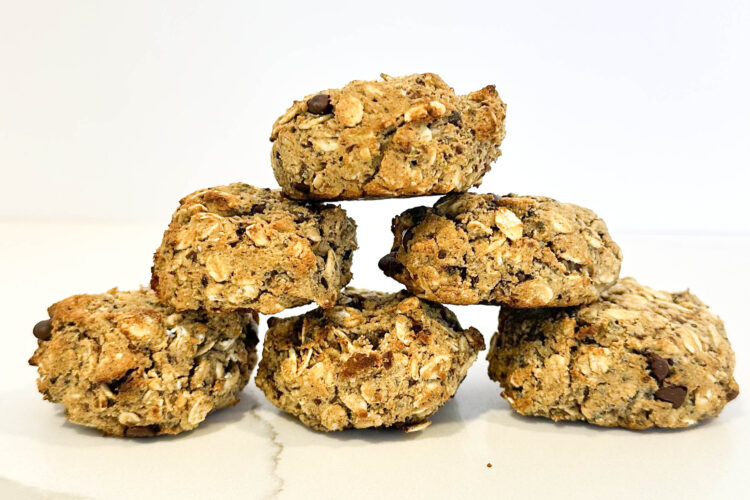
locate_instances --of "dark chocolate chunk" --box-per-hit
[201,275,209,287]
[402,205,430,225]
[33,320,52,341]
[378,253,404,276]
[250,203,266,215]
[401,228,415,247]
[445,110,462,127]
[306,94,332,115]
[646,353,670,384]
[654,385,688,408]
[727,386,740,401]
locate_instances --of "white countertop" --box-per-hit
[1,222,748,500]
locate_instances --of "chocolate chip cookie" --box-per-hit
[379,193,622,307]
[487,278,739,429]
[255,288,485,431]
[151,183,357,314]
[270,73,506,200]
[29,288,258,437]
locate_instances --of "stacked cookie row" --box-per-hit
[29,72,738,437]
[377,193,738,429]
[29,73,505,436]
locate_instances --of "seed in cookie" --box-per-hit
[151,183,358,314]
[270,73,506,200]
[28,288,258,437]
[255,288,484,431]
[381,193,622,307]
[487,278,739,429]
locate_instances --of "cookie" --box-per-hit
[28,288,258,437]
[487,278,739,429]
[270,73,506,200]
[151,183,357,314]
[255,288,485,431]
[379,193,622,307]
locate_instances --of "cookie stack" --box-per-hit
[29,73,738,437]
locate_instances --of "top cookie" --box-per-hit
[270,73,506,200]
[379,193,622,307]
[151,183,357,314]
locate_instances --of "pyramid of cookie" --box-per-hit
[29,72,737,437]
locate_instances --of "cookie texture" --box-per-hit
[380,193,622,307]
[29,288,258,437]
[151,183,357,314]
[255,288,485,431]
[487,278,739,429]
[270,73,506,200]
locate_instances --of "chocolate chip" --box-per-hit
[438,249,447,259]
[201,276,209,287]
[646,353,670,384]
[378,253,404,276]
[33,320,52,340]
[403,206,430,225]
[250,203,266,215]
[109,368,136,395]
[654,385,688,408]
[291,182,310,194]
[306,94,332,115]
[727,386,740,401]
[445,111,462,127]
[401,228,415,247]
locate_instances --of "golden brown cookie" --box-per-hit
[29,288,258,437]
[270,73,506,200]
[255,288,485,431]
[380,193,622,307]
[151,183,357,314]
[487,278,739,429]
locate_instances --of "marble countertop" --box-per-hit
[1,222,747,499]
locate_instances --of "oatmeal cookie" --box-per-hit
[270,73,506,200]
[29,288,258,437]
[487,278,739,429]
[151,183,357,314]
[379,193,622,307]
[255,288,485,431]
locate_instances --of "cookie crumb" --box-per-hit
[486,463,493,468]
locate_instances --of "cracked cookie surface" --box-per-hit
[255,288,485,431]
[151,183,358,314]
[29,288,258,437]
[487,278,739,429]
[380,193,622,307]
[270,73,506,200]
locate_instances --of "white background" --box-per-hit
[1,0,749,234]
[1,2,749,500]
